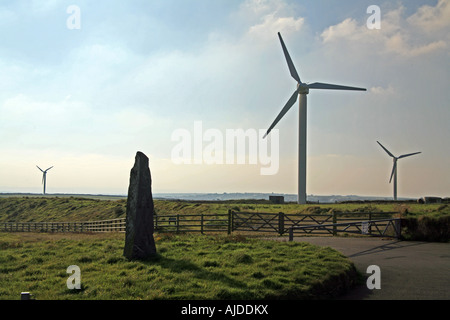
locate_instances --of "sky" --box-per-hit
[0,0,449,198]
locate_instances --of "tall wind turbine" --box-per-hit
[37,166,53,195]
[377,141,421,201]
[264,32,366,204]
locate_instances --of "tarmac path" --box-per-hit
[288,237,450,300]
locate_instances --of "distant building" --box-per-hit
[418,196,442,204]
[269,196,284,204]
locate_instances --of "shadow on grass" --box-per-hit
[136,253,247,291]
[64,283,88,295]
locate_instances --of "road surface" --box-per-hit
[289,237,450,300]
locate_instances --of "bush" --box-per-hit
[402,215,450,242]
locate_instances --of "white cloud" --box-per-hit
[384,34,446,57]
[369,85,395,95]
[320,2,448,58]
[248,14,304,40]
[238,0,289,19]
[407,0,450,32]
[321,18,361,43]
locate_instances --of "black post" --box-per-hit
[278,212,284,236]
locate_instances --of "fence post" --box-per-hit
[278,212,284,236]
[227,210,232,235]
[201,214,204,234]
[176,214,180,233]
[332,211,337,236]
[395,219,402,239]
[289,227,294,241]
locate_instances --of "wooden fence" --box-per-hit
[0,218,126,233]
[155,213,230,233]
[0,211,396,236]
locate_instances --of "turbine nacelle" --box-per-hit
[297,83,309,94]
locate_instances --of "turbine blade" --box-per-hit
[377,141,395,158]
[389,161,397,183]
[36,165,44,172]
[308,82,366,91]
[398,152,421,159]
[278,32,301,84]
[45,166,54,172]
[263,90,299,138]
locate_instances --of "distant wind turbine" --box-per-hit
[36,165,53,195]
[263,32,366,204]
[377,141,421,201]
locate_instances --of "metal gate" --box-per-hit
[288,218,403,241]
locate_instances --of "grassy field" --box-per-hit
[0,196,448,300]
[1,195,449,223]
[0,232,357,300]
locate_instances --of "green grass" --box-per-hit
[0,196,126,222]
[0,232,357,300]
[1,196,449,224]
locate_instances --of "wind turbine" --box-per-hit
[377,141,421,201]
[36,165,53,195]
[263,32,366,204]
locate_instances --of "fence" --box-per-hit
[155,213,230,233]
[230,211,394,236]
[0,218,126,233]
[0,211,397,238]
[288,218,403,241]
[0,214,230,234]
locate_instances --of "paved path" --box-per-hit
[289,237,450,300]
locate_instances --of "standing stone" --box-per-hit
[123,151,156,260]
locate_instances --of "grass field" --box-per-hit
[0,232,357,300]
[0,195,449,223]
[0,196,447,300]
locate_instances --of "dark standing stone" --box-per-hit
[123,151,156,260]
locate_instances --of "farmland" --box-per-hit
[0,195,448,300]
[0,195,449,224]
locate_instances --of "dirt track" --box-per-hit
[289,237,450,300]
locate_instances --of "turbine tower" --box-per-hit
[37,165,53,195]
[377,141,421,201]
[264,32,366,204]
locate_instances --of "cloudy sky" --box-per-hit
[0,0,449,198]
